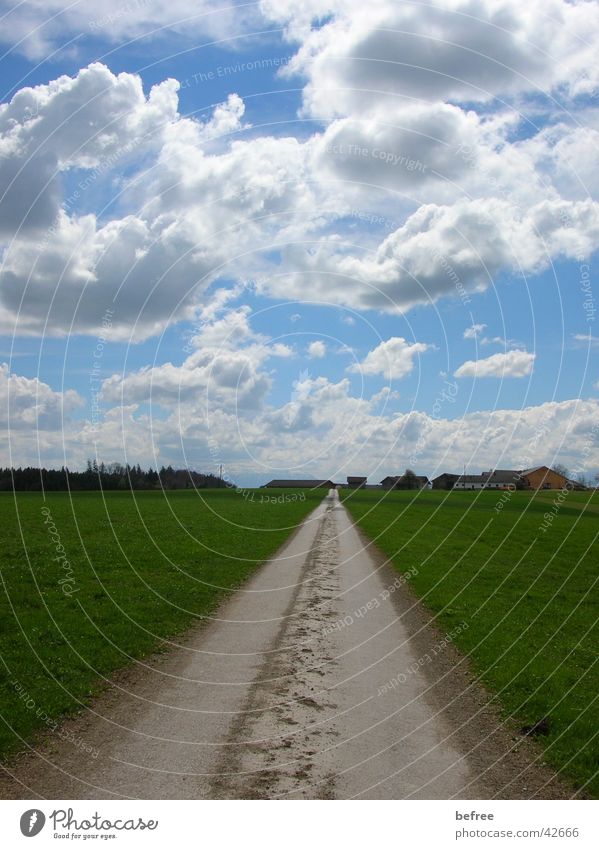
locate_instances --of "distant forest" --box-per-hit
[0,462,232,492]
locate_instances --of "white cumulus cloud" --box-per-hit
[308,340,326,358]
[455,350,535,378]
[464,324,487,340]
[349,337,432,380]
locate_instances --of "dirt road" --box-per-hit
[0,490,571,799]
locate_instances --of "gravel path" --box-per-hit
[0,490,573,799]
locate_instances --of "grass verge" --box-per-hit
[0,488,323,760]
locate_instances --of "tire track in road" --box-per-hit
[210,496,342,798]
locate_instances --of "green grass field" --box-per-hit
[342,487,599,796]
[0,488,324,760]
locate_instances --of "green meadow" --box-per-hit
[342,487,599,797]
[0,488,323,760]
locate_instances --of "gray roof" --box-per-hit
[456,470,520,484]
[483,469,522,483]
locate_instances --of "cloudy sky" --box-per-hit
[0,0,598,484]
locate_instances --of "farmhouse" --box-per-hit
[519,466,585,490]
[347,476,367,488]
[264,479,335,489]
[454,469,520,490]
[452,466,586,491]
[431,473,459,490]
[454,474,494,490]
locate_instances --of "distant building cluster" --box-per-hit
[264,472,429,490]
[264,465,588,492]
[433,466,586,491]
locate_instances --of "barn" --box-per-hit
[264,479,335,489]
[519,466,585,490]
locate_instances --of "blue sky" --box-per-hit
[0,0,598,484]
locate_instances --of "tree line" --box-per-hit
[0,462,232,492]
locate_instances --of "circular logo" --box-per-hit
[19,809,46,837]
